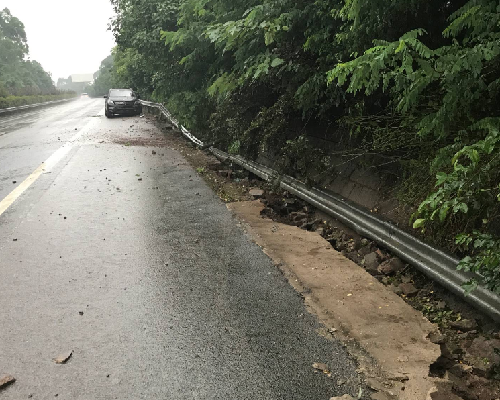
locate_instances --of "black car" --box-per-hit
[104,89,142,117]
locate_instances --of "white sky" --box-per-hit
[2,0,116,82]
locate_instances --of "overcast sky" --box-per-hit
[3,0,116,82]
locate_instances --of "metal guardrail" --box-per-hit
[140,100,205,147]
[0,97,76,115]
[141,100,500,322]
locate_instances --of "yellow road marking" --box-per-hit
[0,144,74,217]
[0,163,46,216]
[0,106,105,217]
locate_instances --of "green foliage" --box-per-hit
[0,93,77,109]
[0,8,57,97]
[328,0,500,293]
[110,0,500,293]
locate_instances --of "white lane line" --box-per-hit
[0,108,104,217]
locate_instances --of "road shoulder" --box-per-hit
[228,200,440,400]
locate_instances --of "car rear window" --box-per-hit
[109,90,133,97]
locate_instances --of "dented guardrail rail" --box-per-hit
[141,100,500,322]
[140,100,204,147]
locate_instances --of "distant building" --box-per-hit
[70,74,94,85]
[57,73,94,94]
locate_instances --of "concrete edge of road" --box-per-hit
[0,98,77,115]
[139,100,500,323]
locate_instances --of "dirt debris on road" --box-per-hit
[0,375,15,390]
[53,350,73,364]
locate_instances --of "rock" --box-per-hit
[464,337,500,376]
[53,350,73,364]
[390,285,403,295]
[329,396,356,400]
[435,301,447,310]
[301,219,322,231]
[345,239,359,252]
[401,274,412,283]
[399,283,419,297]
[428,332,446,344]
[291,211,308,222]
[0,374,15,390]
[363,252,380,273]
[449,319,477,332]
[376,248,388,261]
[457,330,478,340]
[346,251,362,264]
[249,188,264,198]
[449,363,472,377]
[377,257,405,275]
[152,150,156,155]
[312,362,330,373]
[315,227,325,236]
[357,244,372,257]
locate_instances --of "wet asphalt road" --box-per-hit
[0,98,363,399]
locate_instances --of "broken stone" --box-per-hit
[360,238,370,246]
[457,330,478,340]
[312,362,330,373]
[329,396,356,400]
[53,350,73,364]
[428,332,446,344]
[315,227,325,236]
[375,248,387,260]
[449,319,477,332]
[363,252,380,273]
[303,218,322,230]
[0,375,15,390]
[464,337,500,376]
[346,251,362,264]
[249,188,264,198]
[377,257,405,275]
[399,282,419,297]
[390,285,403,295]
[435,301,447,310]
[357,245,372,257]
[449,363,473,377]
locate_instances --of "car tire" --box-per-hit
[105,108,111,118]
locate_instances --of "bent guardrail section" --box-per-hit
[140,100,500,322]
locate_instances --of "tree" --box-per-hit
[0,8,56,96]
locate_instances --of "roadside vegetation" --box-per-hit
[92,0,500,294]
[0,8,76,109]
